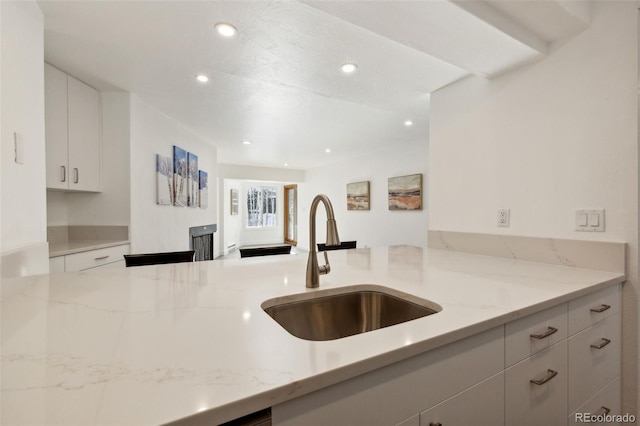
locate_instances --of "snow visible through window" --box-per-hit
[247,187,277,228]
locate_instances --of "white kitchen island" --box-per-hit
[1,244,626,425]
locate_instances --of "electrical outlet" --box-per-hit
[497,209,510,227]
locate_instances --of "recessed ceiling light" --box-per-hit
[325,148,331,153]
[215,23,237,37]
[242,140,252,145]
[404,120,414,126]
[196,74,209,83]
[284,163,288,167]
[341,63,358,74]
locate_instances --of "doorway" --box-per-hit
[284,184,297,246]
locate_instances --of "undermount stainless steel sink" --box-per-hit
[262,285,442,341]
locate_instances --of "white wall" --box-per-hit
[129,95,218,254]
[429,1,637,415]
[300,141,428,251]
[0,1,49,275]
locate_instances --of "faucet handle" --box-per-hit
[318,251,331,275]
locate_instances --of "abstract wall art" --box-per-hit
[346,181,370,210]
[388,173,422,210]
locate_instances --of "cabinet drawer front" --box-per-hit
[49,256,65,273]
[505,341,568,426]
[506,303,567,367]
[65,245,130,272]
[273,327,504,426]
[569,376,621,425]
[420,373,504,426]
[568,314,621,414]
[568,285,620,336]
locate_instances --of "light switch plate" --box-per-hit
[575,209,605,232]
[14,132,24,164]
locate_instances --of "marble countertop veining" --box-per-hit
[1,246,625,425]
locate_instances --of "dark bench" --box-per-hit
[239,245,292,258]
[317,240,357,251]
[124,250,195,267]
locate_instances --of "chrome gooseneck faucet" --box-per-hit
[306,194,341,288]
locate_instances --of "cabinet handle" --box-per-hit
[94,255,110,261]
[530,369,558,385]
[61,166,66,182]
[74,168,79,184]
[590,304,611,313]
[429,423,442,426]
[590,338,611,349]
[595,406,611,416]
[530,326,558,340]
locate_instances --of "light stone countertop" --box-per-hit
[1,246,625,425]
[48,239,131,257]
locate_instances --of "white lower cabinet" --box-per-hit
[50,244,130,272]
[420,373,504,426]
[49,256,65,273]
[569,376,621,426]
[272,327,504,426]
[271,284,621,426]
[568,314,621,413]
[505,341,568,426]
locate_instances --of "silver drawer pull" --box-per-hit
[94,255,110,261]
[60,166,66,182]
[595,406,611,416]
[590,304,611,313]
[590,338,611,349]
[530,326,558,340]
[530,369,558,386]
[74,168,79,184]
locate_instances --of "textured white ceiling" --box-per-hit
[38,0,589,170]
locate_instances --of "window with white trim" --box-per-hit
[246,187,277,228]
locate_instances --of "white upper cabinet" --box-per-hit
[45,63,101,192]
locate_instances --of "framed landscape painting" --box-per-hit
[156,154,173,205]
[230,189,239,215]
[388,174,422,210]
[173,145,188,207]
[346,181,370,210]
[199,170,208,209]
[187,152,199,207]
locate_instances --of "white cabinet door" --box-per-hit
[505,341,568,426]
[273,327,504,426]
[49,256,65,273]
[45,64,101,192]
[67,75,101,191]
[45,63,69,190]
[420,373,504,426]
[568,314,621,413]
[569,377,621,426]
